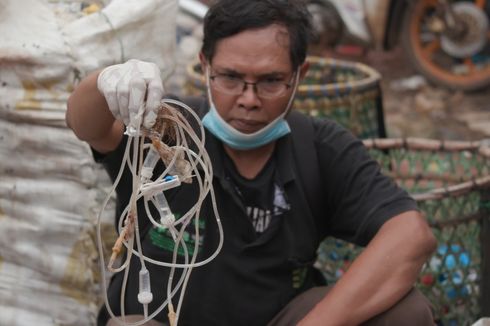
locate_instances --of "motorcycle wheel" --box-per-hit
[401,0,490,91]
[307,1,343,48]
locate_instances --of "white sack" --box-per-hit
[0,0,178,324]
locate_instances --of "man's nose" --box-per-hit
[238,82,261,108]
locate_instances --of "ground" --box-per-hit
[349,46,490,141]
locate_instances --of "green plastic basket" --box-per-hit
[184,56,385,139]
[316,138,490,325]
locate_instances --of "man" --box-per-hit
[66,1,437,325]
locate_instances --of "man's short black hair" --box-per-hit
[201,0,312,69]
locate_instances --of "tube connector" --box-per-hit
[155,191,175,227]
[141,145,160,182]
[138,268,153,305]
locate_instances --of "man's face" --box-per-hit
[200,24,308,134]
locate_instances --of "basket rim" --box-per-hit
[363,137,488,153]
[363,137,490,200]
[185,55,381,95]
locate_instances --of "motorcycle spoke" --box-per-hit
[422,40,441,60]
[464,58,477,74]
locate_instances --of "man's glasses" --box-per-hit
[209,71,295,99]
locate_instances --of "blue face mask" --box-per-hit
[202,69,300,150]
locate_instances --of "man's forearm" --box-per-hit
[299,211,436,326]
[66,70,112,138]
[66,70,123,152]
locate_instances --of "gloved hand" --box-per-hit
[97,59,164,129]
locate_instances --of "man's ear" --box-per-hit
[199,52,208,74]
[299,61,310,81]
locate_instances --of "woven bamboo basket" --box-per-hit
[316,138,490,325]
[184,56,385,139]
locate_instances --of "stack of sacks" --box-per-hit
[0,0,177,324]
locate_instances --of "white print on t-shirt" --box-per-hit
[273,184,289,214]
[246,185,290,233]
[247,207,272,233]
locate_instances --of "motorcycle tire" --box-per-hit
[401,0,490,91]
[306,0,343,48]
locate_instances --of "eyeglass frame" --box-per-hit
[208,68,297,99]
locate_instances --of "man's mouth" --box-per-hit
[230,119,265,133]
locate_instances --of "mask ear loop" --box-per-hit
[282,68,301,117]
[205,67,217,110]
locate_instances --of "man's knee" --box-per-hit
[106,315,165,326]
[363,288,434,326]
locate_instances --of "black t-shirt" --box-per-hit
[224,153,290,235]
[94,98,418,326]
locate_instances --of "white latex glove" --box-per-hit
[97,59,164,129]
